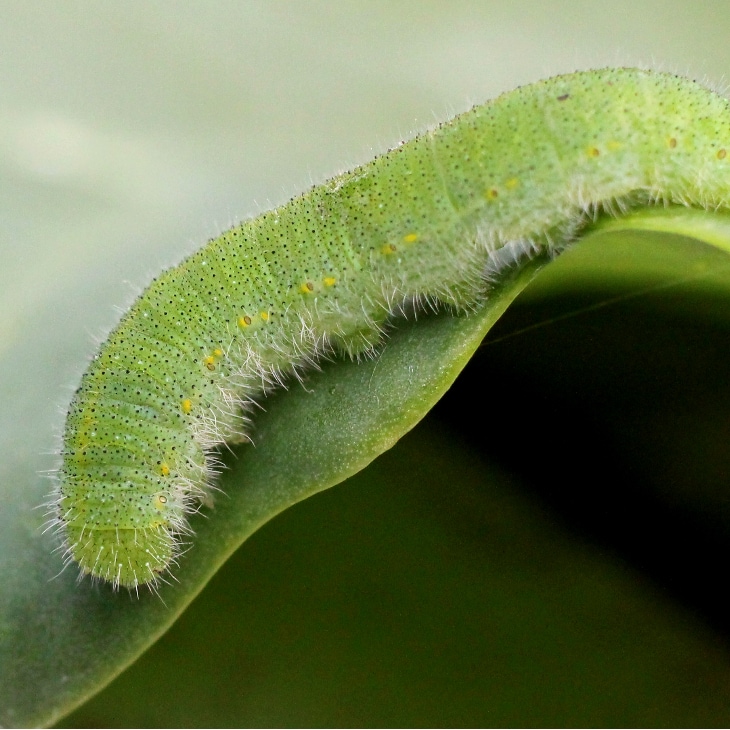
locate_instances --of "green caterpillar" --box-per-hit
[51,67,730,590]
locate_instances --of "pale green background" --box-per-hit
[4,2,730,726]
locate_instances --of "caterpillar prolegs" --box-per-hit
[51,68,730,589]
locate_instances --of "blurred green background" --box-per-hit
[4,1,730,725]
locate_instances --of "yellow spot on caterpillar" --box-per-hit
[260,311,269,321]
[486,188,499,200]
[587,146,600,158]
[203,348,224,371]
[607,140,622,151]
[668,137,678,149]
[159,462,170,477]
[403,233,418,243]
[153,494,168,514]
[238,315,252,327]
[323,276,336,286]
[181,399,192,415]
[718,148,727,160]
[381,243,396,255]
[505,178,519,189]
[300,281,314,293]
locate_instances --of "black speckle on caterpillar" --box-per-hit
[48,67,730,590]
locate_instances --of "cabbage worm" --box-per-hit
[51,68,730,589]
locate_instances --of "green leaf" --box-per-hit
[4,207,730,726]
